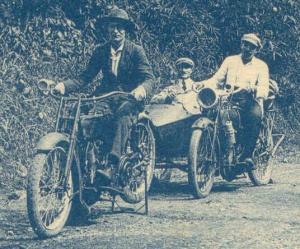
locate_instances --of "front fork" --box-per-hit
[62,97,91,212]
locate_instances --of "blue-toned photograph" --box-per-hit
[0,1,299,248]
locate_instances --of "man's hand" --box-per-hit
[131,86,146,101]
[53,82,65,95]
[193,81,204,92]
[257,97,264,117]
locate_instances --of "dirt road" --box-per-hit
[1,162,300,249]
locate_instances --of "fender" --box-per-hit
[192,117,214,129]
[138,112,157,133]
[36,132,69,152]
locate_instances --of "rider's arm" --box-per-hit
[63,46,103,94]
[255,61,269,100]
[201,57,230,89]
[150,85,177,104]
[132,45,156,98]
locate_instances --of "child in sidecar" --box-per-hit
[140,57,203,180]
[151,57,197,104]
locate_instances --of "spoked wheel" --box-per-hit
[248,115,274,185]
[188,127,217,199]
[27,143,73,238]
[120,122,155,204]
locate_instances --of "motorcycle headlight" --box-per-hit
[197,87,218,109]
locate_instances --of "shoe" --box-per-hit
[97,154,119,180]
[244,158,257,170]
[96,168,112,180]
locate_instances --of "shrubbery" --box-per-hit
[0,0,299,189]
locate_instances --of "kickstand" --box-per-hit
[109,167,149,215]
[111,195,116,213]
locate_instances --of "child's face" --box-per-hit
[177,64,193,79]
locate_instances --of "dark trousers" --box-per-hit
[239,99,262,161]
[80,95,140,160]
[221,93,262,161]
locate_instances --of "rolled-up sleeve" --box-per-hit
[203,57,229,88]
[256,62,269,99]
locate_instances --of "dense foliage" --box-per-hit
[0,0,299,189]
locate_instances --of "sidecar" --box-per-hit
[138,91,204,182]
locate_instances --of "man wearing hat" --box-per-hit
[199,33,270,169]
[54,6,155,175]
[151,57,196,104]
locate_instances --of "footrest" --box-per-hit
[97,186,124,196]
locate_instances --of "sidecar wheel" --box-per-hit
[27,144,73,238]
[188,127,216,199]
[248,116,274,185]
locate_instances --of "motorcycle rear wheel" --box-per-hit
[248,115,274,185]
[120,122,155,204]
[27,144,73,238]
[188,127,216,199]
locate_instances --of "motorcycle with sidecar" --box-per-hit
[27,78,283,238]
[140,80,283,198]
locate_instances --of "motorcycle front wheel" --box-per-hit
[188,127,217,199]
[27,143,73,238]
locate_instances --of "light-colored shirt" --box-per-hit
[203,54,269,99]
[151,78,195,104]
[111,42,124,76]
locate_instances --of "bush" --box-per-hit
[0,0,299,189]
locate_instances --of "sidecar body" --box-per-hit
[141,91,202,160]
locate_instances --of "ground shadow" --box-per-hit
[150,181,192,196]
[149,178,251,198]
[0,206,36,243]
[212,180,251,193]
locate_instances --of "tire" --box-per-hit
[120,122,155,204]
[27,144,73,238]
[248,115,274,185]
[188,127,216,199]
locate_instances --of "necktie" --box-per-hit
[182,79,187,91]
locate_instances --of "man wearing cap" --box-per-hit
[54,7,155,174]
[199,33,269,169]
[151,57,196,104]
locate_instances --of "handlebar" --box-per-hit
[192,82,244,97]
[50,89,134,102]
[37,79,134,102]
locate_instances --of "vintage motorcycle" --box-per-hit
[140,80,283,199]
[26,80,155,238]
[187,81,284,198]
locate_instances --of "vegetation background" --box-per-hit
[0,0,299,190]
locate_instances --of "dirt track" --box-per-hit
[1,162,300,249]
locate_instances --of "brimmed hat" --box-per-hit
[100,6,136,31]
[241,33,262,49]
[175,57,195,68]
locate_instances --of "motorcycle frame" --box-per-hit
[51,91,150,213]
[53,95,90,211]
[204,94,284,174]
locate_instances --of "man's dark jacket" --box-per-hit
[64,39,156,97]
